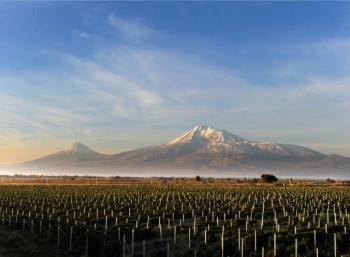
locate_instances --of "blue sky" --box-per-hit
[0,2,349,163]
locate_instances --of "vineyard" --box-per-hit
[0,184,350,257]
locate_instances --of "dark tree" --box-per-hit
[261,174,278,183]
[326,178,335,183]
[195,175,201,182]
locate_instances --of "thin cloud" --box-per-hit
[1,42,350,153]
[108,15,156,41]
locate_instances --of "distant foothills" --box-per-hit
[5,126,350,178]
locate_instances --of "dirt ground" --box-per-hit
[0,227,75,257]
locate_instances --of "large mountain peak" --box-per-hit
[166,125,325,158]
[168,125,244,146]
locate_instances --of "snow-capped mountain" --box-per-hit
[96,125,329,171]
[12,126,350,177]
[166,125,324,159]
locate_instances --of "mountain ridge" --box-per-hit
[11,125,350,177]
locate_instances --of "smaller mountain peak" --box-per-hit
[71,142,84,152]
[72,141,84,147]
[64,142,95,154]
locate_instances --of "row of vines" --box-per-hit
[0,185,350,257]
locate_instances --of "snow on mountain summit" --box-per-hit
[167,125,325,158]
[168,125,244,146]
